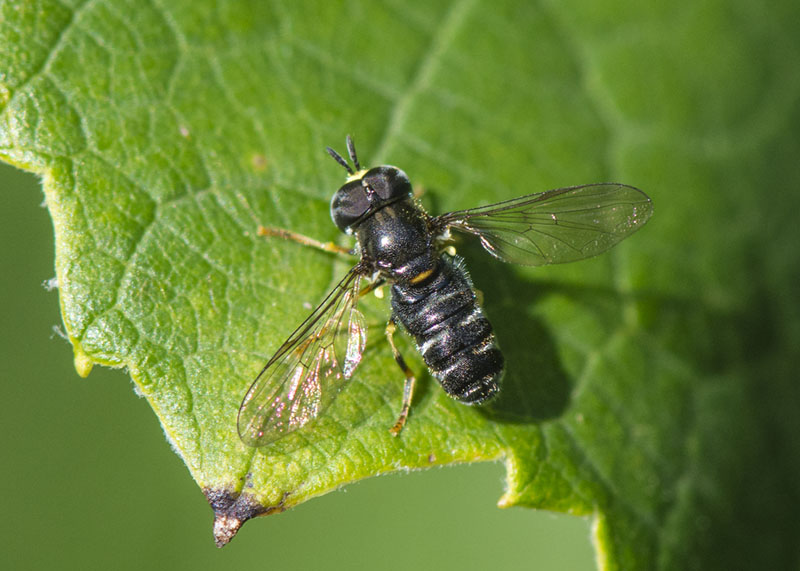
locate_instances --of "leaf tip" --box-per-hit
[73,346,94,377]
[496,491,518,509]
[205,487,287,547]
[213,512,244,548]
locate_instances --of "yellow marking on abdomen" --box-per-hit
[409,268,434,284]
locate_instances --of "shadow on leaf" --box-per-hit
[462,244,572,423]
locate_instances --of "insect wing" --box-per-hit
[238,269,368,447]
[437,183,653,266]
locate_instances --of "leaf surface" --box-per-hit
[2,0,798,566]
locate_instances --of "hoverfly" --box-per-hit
[238,136,653,447]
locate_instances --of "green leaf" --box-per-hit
[2,0,799,566]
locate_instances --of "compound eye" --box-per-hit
[330,181,369,231]
[363,166,412,201]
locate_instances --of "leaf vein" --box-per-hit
[372,0,477,163]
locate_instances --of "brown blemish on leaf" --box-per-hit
[250,153,268,172]
[204,487,289,547]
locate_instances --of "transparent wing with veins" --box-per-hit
[238,267,368,447]
[435,183,653,266]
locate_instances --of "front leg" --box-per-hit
[257,226,355,257]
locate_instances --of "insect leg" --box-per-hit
[257,226,355,256]
[358,277,385,298]
[385,318,416,436]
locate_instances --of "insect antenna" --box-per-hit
[346,135,361,171]
[326,145,354,175]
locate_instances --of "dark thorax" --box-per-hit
[354,199,438,285]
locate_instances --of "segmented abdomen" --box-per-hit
[390,256,503,403]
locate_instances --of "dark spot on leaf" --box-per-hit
[204,487,289,547]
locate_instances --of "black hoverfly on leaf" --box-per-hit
[238,136,653,447]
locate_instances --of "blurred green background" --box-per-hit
[1,161,595,570]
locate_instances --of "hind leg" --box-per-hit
[385,318,416,436]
